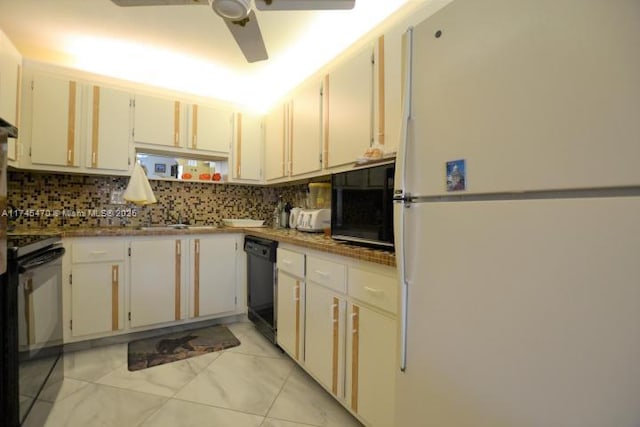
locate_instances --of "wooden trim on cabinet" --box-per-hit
[112,265,119,331]
[175,240,181,320]
[351,304,360,411]
[174,101,181,147]
[194,239,200,317]
[377,35,386,146]
[91,86,100,167]
[191,104,198,149]
[322,75,329,169]
[331,296,340,395]
[67,81,77,166]
[295,280,300,360]
[236,113,243,178]
[282,103,288,176]
[288,101,294,176]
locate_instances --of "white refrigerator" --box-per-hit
[393,1,640,426]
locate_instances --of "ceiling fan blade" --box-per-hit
[254,0,355,11]
[223,10,268,63]
[111,0,207,6]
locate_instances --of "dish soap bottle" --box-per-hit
[273,195,283,228]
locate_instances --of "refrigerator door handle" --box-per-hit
[394,27,414,201]
[395,200,410,372]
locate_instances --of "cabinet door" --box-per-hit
[86,86,131,171]
[191,235,237,318]
[305,283,345,397]
[326,46,373,168]
[233,113,263,181]
[348,303,396,427]
[276,271,304,360]
[130,239,184,328]
[290,81,322,176]
[133,94,181,147]
[188,104,233,153]
[0,31,21,128]
[30,74,81,167]
[71,262,124,337]
[264,102,287,181]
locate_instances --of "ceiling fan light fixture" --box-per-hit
[211,0,251,20]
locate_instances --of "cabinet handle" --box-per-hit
[293,285,299,302]
[314,270,330,279]
[90,251,107,256]
[67,149,72,162]
[92,151,97,166]
[330,303,338,323]
[282,259,293,265]
[364,286,383,295]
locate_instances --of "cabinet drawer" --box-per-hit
[72,241,125,263]
[348,266,397,314]
[277,248,305,278]
[307,255,346,293]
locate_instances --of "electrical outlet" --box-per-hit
[110,190,125,205]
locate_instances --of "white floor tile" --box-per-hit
[64,344,127,382]
[267,367,363,427]
[227,327,287,358]
[175,351,294,416]
[140,399,264,427]
[31,383,167,427]
[97,350,222,397]
[261,418,320,427]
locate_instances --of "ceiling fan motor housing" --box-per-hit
[211,0,251,20]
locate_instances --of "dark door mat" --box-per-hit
[127,325,240,371]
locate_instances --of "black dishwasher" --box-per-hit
[244,236,278,344]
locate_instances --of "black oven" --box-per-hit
[3,235,65,426]
[331,162,395,249]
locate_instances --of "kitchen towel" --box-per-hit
[123,162,157,205]
[127,325,240,371]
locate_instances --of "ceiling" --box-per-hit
[0,0,415,111]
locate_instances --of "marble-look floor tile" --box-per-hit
[31,382,167,427]
[227,327,286,359]
[225,320,257,337]
[140,398,264,427]
[21,400,54,427]
[39,377,90,402]
[175,351,294,416]
[267,367,363,427]
[64,344,127,382]
[261,418,320,427]
[97,350,222,397]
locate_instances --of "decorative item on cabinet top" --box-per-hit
[135,152,228,182]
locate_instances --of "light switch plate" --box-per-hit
[110,190,125,205]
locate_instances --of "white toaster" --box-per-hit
[296,209,331,232]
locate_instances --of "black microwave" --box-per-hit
[331,162,395,250]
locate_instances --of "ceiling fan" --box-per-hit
[110,0,356,63]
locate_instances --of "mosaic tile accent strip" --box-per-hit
[6,171,308,229]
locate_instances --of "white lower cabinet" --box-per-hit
[304,282,346,397]
[69,240,126,338]
[129,238,187,328]
[276,248,306,361]
[189,235,238,318]
[278,247,398,427]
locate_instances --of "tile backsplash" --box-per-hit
[7,171,309,229]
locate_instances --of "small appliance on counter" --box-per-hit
[295,208,331,232]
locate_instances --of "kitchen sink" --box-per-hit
[136,224,217,231]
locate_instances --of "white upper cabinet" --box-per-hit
[264,102,287,181]
[325,45,374,169]
[290,80,323,176]
[232,112,263,182]
[28,73,82,168]
[133,93,182,148]
[85,85,131,172]
[0,29,21,126]
[187,104,233,154]
[0,29,21,163]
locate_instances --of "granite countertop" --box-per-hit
[9,226,396,267]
